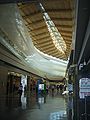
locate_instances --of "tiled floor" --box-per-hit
[0,91,68,120]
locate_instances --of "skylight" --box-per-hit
[40,3,66,54]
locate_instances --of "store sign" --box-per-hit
[79,78,90,99]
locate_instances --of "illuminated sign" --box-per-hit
[79,78,90,99]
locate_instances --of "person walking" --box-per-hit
[18,83,23,95]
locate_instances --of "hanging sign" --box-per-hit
[79,78,90,99]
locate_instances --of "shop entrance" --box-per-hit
[7,72,27,94]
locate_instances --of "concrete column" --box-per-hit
[73,65,80,120]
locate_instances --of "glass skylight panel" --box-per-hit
[51,27,55,31]
[40,3,66,53]
[54,32,58,35]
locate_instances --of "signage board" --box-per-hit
[79,78,90,99]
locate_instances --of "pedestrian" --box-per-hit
[52,85,54,93]
[18,83,23,95]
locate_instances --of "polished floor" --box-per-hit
[0,91,68,120]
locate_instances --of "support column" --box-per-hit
[27,75,30,92]
[73,65,80,120]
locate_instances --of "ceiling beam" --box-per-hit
[0,0,38,3]
[28,24,46,30]
[43,47,56,53]
[34,37,71,44]
[21,9,72,17]
[41,44,54,50]
[38,41,53,47]
[52,18,73,22]
[24,17,72,26]
[26,20,44,26]
[33,32,72,38]
[28,23,46,29]
[33,35,50,41]
[56,25,72,28]
[30,27,47,34]
[48,52,61,57]
[46,9,72,13]
[29,25,46,31]
[33,37,52,44]
[61,34,72,38]
[32,31,49,38]
[30,31,49,37]
[23,17,72,25]
[33,34,50,40]
[58,28,72,32]
[78,17,90,65]
[30,29,72,38]
[63,38,72,42]
[59,30,72,34]
[22,12,42,18]
[63,36,72,40]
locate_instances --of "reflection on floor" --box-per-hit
[50,111,67,120]
[0,91,68,120]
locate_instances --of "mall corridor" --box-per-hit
[0,0,90,120]
[0,91,68,120]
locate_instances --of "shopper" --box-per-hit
[18,83,23,95]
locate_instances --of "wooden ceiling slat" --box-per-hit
[34,37,52,44]
[65,41,72,44]
[61,34,72,38]
[31,31,49,38]
[48,12,73,19]
[30,31,49,37]
[33,35,51,41]
[26,19,44,25]
[47,51,60,56]
[63,36,72,40]
[66,43,72,46]
[22,9,72,17]
[23,12,41,18]
[48,54,60,58]
[41,44,54,50]
[33,33,50,40]
[52,54,61,58]
[59,30,72,34]
[46,9,72,13]
[56,24,72,27]
[19,0,73,60]
[28,25,46,31]
[52,18,73,22]
[36,43,71,53]
[35,29,72,35]
[43,47,57,53]
[42,0,72,9]
[27,22,46,29]
[24,17,72,23]
[31,31,72,40]
[26,18,73,27]
[60,31,72,34]
[34,40,71,53]
[47,53,65,59]
[54,21,73,26]
[58,27,72,32]
[18,3,39,10]
[27,25,45,30]
[38,41,53,47]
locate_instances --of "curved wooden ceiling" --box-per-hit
[18,0,74,60]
